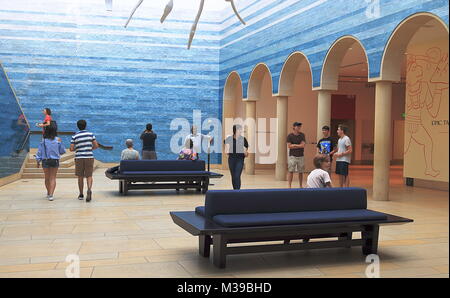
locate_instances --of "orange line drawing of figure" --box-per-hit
[404,47,449,177]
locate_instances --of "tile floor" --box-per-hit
[0,165,448,278]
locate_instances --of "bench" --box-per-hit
[105,160,223,195]
[170,188,413,268]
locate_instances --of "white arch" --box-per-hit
[223,71,243,101]
[247,63,273,101]
[278,51,313,96]
[320,35,370,90]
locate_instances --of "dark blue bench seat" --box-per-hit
[105,160,223,195]
[170,188,413,268]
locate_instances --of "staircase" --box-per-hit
[22,148,78,179]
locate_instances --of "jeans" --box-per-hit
[228,156,244,190]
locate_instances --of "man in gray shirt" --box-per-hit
[334,124,352,187]
[121,139,140,160]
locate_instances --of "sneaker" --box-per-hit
[48,196,54,201]
[86,190,92,202]
[78,194,84,201]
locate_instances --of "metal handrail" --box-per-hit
[15,129,31,153]
[30,130,113,150]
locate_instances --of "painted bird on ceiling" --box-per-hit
[121,0,246,49]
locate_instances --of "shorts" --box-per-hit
[335,161,349,176]
[142,150,157,160]
[42,159,59,168]
[288,156,305,173]
[75,158,94,178]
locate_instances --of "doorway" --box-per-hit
[331,94,356,163]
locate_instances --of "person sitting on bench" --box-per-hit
[178,139,198,161]
[121,139,140,160]
[307,154,333,188]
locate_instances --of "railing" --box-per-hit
[15,129,31,154]
[30,131,113,150]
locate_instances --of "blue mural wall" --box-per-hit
[0,0,222,163]
[1,0,448,163]
[0,62,29,178]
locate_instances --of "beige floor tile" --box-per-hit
[0,267,93,278]
[91,262,192,278]
[419,274,449,278]
[1,224,75,237]
[380,267,442,278]
[56,257,147,269]
[318,262,401,275]
[0,258,30,266]
[78,238,161,254]
[72,222,141,234]
[118,248,193,258]
[153,237,197,250]
[0,262,57,273]
[315,273,367,278]
[0,243,81,259]
[379,239,429,247]
[432,265,449,274]
[30,252,118,264]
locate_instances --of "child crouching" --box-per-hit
[307,154,332,188]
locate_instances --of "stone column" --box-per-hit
[373,81,393,201]
[275,96,288,180]
[317,90,332,141]
[244,100,256,175]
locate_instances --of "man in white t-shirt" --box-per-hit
[184,125,213,159]
[334,124,353,187]
[307,154,332,188]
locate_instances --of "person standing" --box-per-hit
[140,123,157,160]
[334,124,352,187]
[287,122,306,188]
[317,125,337,174]
[185,125,213,160]
[36,108,52,129]
[224,124,248,190]
[70,120,98,202]
[121,139,140,160]
[35,125,66,201]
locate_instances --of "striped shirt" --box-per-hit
[71,130,96,159]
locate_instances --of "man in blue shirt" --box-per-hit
[70,120,98,202]
[316,125,337,174]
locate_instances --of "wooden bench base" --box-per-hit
[170,211,411,269]
[119,177,209,195]
[199,226,378,268]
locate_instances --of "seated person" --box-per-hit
[178,139,198,161]
[121,139,140,160]
[307,154,332,188]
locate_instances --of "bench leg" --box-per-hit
[201,178,209,194]
[213,234,227,269]
[199,235,211,258]
[123,181,128,196]
[362,225,379,255]
[338,232,352,248]
[119,181,123,194]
